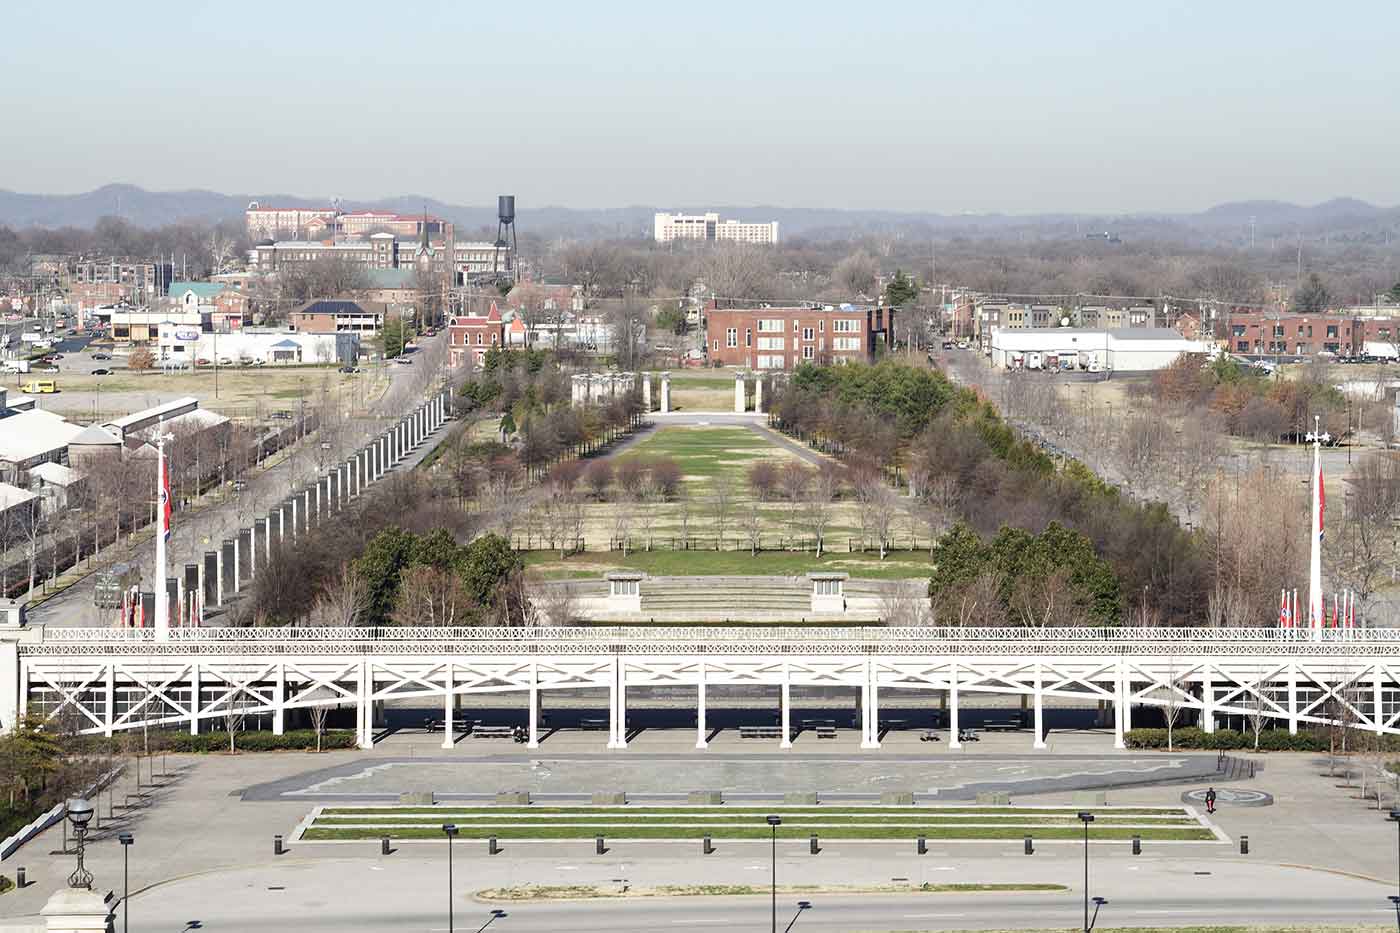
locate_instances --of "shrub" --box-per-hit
[747,461,778,501]
[1124,727,1400,753]
[649,457,683,500]
[76,729,357,755]
[582,459,613,500]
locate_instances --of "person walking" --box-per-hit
[1204,787,1217,814]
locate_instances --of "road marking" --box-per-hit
[1133,909,1202,915]
[555,865,578,870]
[903,913,966,919]
[671,920,733,925]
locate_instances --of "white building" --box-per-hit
[653,212,779,245]
[988,327,1211,373]
[156,329,359,366]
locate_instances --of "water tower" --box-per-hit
[493,195,517,278]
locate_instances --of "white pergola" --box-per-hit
[4,626,1396,752]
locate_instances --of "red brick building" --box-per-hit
[705,305,895,370]
[1225,312,1400,357]
[449,302,505,366]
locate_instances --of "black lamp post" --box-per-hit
[783,899,812,932]
[1078,812,1095,933]
[475,908,506,933]
[1089,895,1108,932]
[1390,811,1400,901]
[767,815,782,933]
[65,798,94,890]
[443,824,459,933]
[118,832,134,932]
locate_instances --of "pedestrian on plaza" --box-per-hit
[1204,787,1217,814]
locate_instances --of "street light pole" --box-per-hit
[1079,811,1095,933]
[118,832,133,932]
[1389,811,1400,901]
[767,815,782,933]
[443,823,459,933]
[783,900,812,933]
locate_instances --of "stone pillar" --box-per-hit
[735,371,746,413]
[660,372,671,413]
[202,551,218,607]
[277,502,287,543]
[39,886,114,932]
[302,488,312,531]
[754,376,763,413]
[183,564,199,617]
[219,540,235,604]
[238,528,253,585]
[230,534,241,593]
[289,495,298,541]
[642,373,652,411]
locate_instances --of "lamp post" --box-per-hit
[1389,811,1400,904]
[118,832,133,932]
[783,899,812,932]
[443,823,459,933]
[767,815,782,933]
[64,798,94,890]
[1078,811,1095,933]
[475,908,507,933]
[1089,895,1107,932]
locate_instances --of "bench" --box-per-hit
[472,726,519,740]
[980,719,1024,731]
[579,718,608,731]
[739,726,784,740]
[815,726,837,739]
[423,716,475,733]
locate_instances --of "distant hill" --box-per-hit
[0,184,1396,242]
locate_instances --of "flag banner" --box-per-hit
[160,456,172,542]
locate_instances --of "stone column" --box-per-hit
[641,373,652,411]
[289,495,298,540]
[219,540,235,604]
[231,534,242,593]
[202,551,218,608]
[302,488,312,531]
[238,528,253,585]
[754,376,763,413]
[660,372,671,413]
[251,520,264,575]
[734,371,746,413]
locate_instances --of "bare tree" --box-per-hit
[880,578,931,626]
[222,693,249,754]
[1153,658,1188,752]
[393,565,472,627]
[801,465,839,557]
[305,563,369,627]
[708,481,734,547]
[531,580,579,627]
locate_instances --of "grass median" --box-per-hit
[476,882,1068,901]
[322,806,1187,817]
[302,824,1214,842]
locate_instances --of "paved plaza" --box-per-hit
[2,729,1398,930]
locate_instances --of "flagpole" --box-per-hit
[154,430,172,641]
[1305,415,1329,643]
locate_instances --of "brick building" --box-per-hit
[1225,312,1383,357]
[289,300,386,335]
[448,302,505,366]
[705,305,895,370]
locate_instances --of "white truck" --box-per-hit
[1364,341,1400,362]
[1026,351,1043,370]
[2,359,31,374]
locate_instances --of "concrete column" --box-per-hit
[780,660,792,749]
[695,660,707,750]
[357,660,373,750]
[608,655,626,749]
[660,372,671,413]
[303,488,312,532]
[231,534,242,593]
[860,657,877,749]
[1202,665,1215,733]
[246,524,258,580]
[1376,667,1386,735]
[442,662,454,750]
[189,663,200,735]
[735,371,746,413]
[754,376,763,413]
[1121,662,1133,737]
[1033,661,1046,749]
[289,496,298,541]
[218,541,234,606]
[104,666,114,738]
[642,374,652,411]
[272,664,285,736]
[183,564,199,620]
[359,449,369,489]
[202,551,218,608]
[1288,663,1298,736]
[527,660,540,749]
[948,661,962,750]
[277,502,286,542]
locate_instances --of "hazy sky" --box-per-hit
[5,0,1397,213]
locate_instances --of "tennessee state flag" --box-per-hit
[1318,470,1326,541]
[160,456,171,542]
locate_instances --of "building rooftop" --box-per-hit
[0,482,38,511]
[104,397,201,434]
[167,282,226,300]
[68,424,122,447]
[366,269,417,289]
[0,410,85,463]
[29,462,78,486]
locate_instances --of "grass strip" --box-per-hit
[475,882,1068,901]
[316,815,1200,827]
[320,806,1185,817]
[303,824,1214,842]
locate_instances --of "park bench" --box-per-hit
[814,725,837,739]
[423,716,475,734]
[472,725,518,739]
[579,718,608,731]
[980,718,1024,731]
[738,725,784,739]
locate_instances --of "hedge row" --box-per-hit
[77,729,357,755]
[1124,727,1400,752]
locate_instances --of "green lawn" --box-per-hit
[302,823,1215,841]
[523,549,937,580]
[303,805,1213,842]
[615,425,779,481]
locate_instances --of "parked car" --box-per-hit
[393,357,413,365]
[91,368,111,376]
[40,354,62,363]
[217,357,234,366]
[90,352,111,360]
[195,358,211,366]
[338,365,359,374]
[270,410,293,420]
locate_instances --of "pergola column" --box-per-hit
[442,663,455,750]
[695,660,708,749]
[948,661,961,750]
[780,660,792,749]
[1033,661,1046,749]
[1288,663,1298,736]
[1202,665,1215,733]
[528,660,540,749]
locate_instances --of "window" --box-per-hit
[1298,325,1305,336]
[756,354,784,369]
[819,337,825,351]
[712,339,719,351]
[726,327,738,348]
[802,327,814,341]
[1273,325,1284,337]
[475,332,482,345]
[793,319,800,332]
[1236,341,1249,352]
[833,337,861,351]
[757,319,783,332]
[1232,325,1247,337]
[819,320,825,333]
[745,328,752,348]
[832,319,861,333]
[802,345,815,360]
[610,579,638,597]
[1326,325,1338,338]
[757,336,785,350]
[813,579,841,596]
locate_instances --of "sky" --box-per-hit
[4,0,1398,214]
